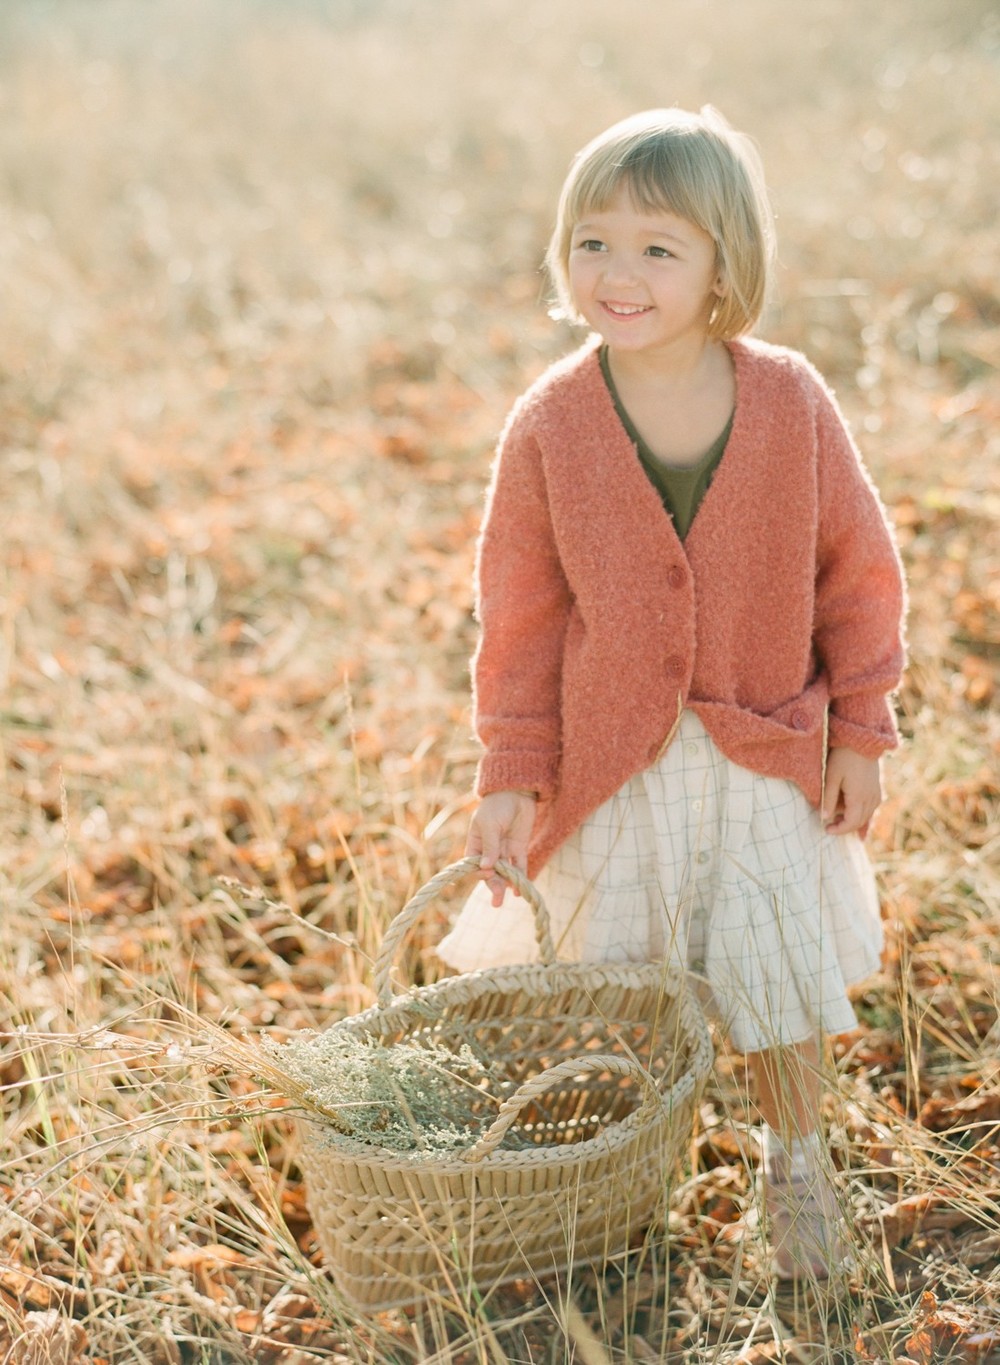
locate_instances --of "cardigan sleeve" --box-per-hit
[472,403,572,798]
[811,380,907,758]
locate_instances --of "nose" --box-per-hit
[600,251,641,288]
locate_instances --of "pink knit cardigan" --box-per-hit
[472,336,907,877]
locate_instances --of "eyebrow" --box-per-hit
[572,220,690,245]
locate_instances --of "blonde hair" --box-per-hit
[546,106,774,340]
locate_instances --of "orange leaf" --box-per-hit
[873,1191,970,1241]
[164,1244,246,1269]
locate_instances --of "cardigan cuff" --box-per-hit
[476,751,560,801]
[827,694,899,758]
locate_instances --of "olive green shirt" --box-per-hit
[599,345,733,541]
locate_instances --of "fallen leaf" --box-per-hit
[919,1089,1000,1132]
[164,1243,247,1269]
[7,1311,88,1365]
[868,1191,973,1241]
[0,1265,52,1311]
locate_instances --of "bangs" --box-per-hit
[562,134,720,238]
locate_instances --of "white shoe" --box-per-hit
[760,1159,848,1281]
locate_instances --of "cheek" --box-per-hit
[566,259,593,304]
[564,260,597,309]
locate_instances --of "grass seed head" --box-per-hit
[261,1030,504,1156]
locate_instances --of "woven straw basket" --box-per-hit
[298,857,714,1312]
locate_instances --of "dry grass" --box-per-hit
[0,0,998,1359]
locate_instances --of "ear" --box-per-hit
[712,268,728,299]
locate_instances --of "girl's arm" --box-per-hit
[812,383,907,761]
[472,405,573,802]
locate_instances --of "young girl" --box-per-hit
[437,107,906,1280]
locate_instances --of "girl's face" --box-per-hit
[567,182,724,360]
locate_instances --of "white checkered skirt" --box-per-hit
[437,711,883,1051]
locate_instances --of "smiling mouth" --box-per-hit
[601,302,652,317]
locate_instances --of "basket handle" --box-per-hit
[462,1053,660,1164]
[374,856,557,1005]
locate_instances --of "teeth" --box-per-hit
[606,304,648,315]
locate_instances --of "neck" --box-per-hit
[606,335,727,389]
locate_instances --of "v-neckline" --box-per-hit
[589,338,746,550]
[599,344,733,475]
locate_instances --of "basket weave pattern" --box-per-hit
[299,858,714,1311]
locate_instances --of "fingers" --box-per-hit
[465,811,509,906]
[821,765,848,832]
[483,837,527,906]
[465,792,537,906]
[821,774,842,828]
[831,786,879,835]
[823,775,856,833]
[826,797,866,835]
[466,826,508,906]
[823,748,881,836]
[484,863,515,906]
[482,848,508,907]
[824,780,876,835]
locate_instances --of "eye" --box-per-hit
[576,238,606,253]
[646,245,674,259]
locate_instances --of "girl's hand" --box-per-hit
[822,747,881,836]
[465,790,537,906]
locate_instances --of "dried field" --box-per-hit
[1,0,998,1360]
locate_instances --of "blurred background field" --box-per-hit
[0,0,998,1360]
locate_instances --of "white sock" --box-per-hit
[762,1124,823,1179]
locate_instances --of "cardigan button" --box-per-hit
[791,708,809,730]
[666,655,685,678]
[667,566,686,589]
